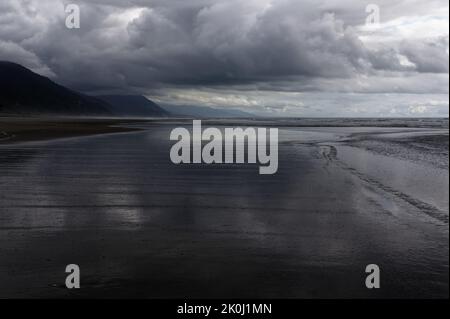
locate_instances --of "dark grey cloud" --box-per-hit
[400,37,449,73]
[0,0,448,116]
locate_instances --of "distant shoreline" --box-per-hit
[1,117,448,145]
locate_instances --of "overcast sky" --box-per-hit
[0,0,448,116]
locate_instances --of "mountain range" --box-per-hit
[95,95,169,117]
[161,104,253,118]
[0,61,112,116]
[0,61,253,118]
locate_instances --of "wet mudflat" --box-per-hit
[0,120,448,298]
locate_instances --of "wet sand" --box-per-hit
[0,120,448,298]
[0,117,140,144]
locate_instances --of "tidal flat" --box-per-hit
[0,118,448,298]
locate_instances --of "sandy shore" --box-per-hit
[0,117,141,144]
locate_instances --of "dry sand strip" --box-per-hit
[0,117,142,144]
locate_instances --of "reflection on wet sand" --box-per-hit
[0,123,448,298]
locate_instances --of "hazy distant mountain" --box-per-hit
[162,104,253,118]
[0,61,250,118]
[0,61,111,116]
[96,95,169,117]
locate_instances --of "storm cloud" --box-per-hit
[0,0,448,116]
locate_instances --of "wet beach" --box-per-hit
[0,118,448,298]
